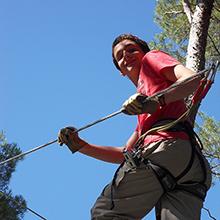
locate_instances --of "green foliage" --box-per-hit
[0,132,27,220]
[149,0,190,63]
[0,191,26,220]
[195,112,220,179]
[206,0,220,66]
[150,0,220,65]
[152,0,220,182]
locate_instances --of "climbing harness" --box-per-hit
[123,120,208,201]
[0,62,218,220]
[1,62,218,166]
[113,61,219,217]
[134,61,219,148]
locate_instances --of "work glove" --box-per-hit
[122,93,160,115]
[58,126,87,153]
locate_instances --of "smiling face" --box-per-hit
[113,39,145,86]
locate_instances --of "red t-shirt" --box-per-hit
[134,50,189,147]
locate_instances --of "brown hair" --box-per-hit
[112,34,150,70]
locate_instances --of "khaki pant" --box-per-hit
[91,139,212,220]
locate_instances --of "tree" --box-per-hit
[151,0,220,69]
[0,132,27,220]
[150,0,220,178]
[195,112,220,180]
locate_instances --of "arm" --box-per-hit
[161,64,201,104]
[122,64,202,115]
[58,128,139,164]
[79,143,124,164]
[79,131,138,163]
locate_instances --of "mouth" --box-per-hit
[125,59,136,67]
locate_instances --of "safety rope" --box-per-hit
[203,206,217,220]
[0,191,47,220]
[0,109,123,166]
[134,61,219,148]
[0,62,218,220]
[0,140,57,166]
[136,62,219,220]
[0,62,218,166]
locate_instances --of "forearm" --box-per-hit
[78,131,139,164]
[79,143,125,164]
[161,64,203,104]
[164,74,201,104]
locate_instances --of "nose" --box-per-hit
[123,50,132,62]
[123,49,130,57]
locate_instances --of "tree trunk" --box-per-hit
[186,0,214,72]
[185,0,214,124]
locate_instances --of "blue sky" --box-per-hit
[1,1,219,219]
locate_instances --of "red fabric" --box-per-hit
[134,50,189,148]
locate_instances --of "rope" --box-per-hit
[203,207,217,220]
[134,62,218,148]
[0,62,218,219]
[0,109,123,166]
[0,63,218,166]
[134,108,191,148]
[0,140,57,166]
[146,67,209,100]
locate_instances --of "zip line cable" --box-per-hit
[0,191,47,220]
[135,61,219,146]
[0,62,218,220]
[0,109,123,166]
[0,139,57,166]
[26,207,47,220]
[0,63,218,167]
[203,206,217,220]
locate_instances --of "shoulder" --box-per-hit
[143,50,179,63]
[142,50,180,75]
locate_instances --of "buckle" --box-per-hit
[123,149,141,169]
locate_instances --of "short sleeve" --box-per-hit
[143,50,180,75]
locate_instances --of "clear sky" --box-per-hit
[1,1,219,219]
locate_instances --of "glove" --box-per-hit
[122,93,160,115]
[58,126,87,153]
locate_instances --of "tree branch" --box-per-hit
[163,10,183,16]
[208,33,220,56]
[214,5,220,12]
[211,14,220,22]
[211,170,220,177]
[182,0,193,23]
[211,164,220,169]
[214,0,220,10]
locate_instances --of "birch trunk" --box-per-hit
[186,0,214,72]
[185,0,214,124]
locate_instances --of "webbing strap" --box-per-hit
[145,160,176,192]
[145,159,207,201]
[141,121,208,200]
[175,183,207,201]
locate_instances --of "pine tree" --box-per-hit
[195,112,220,179]
[0,132,27,220]
[150,0,220,68]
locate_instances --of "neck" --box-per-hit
[127,75,138,87]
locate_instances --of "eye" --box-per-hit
[128,48,137,53]
[116,51,123,62]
